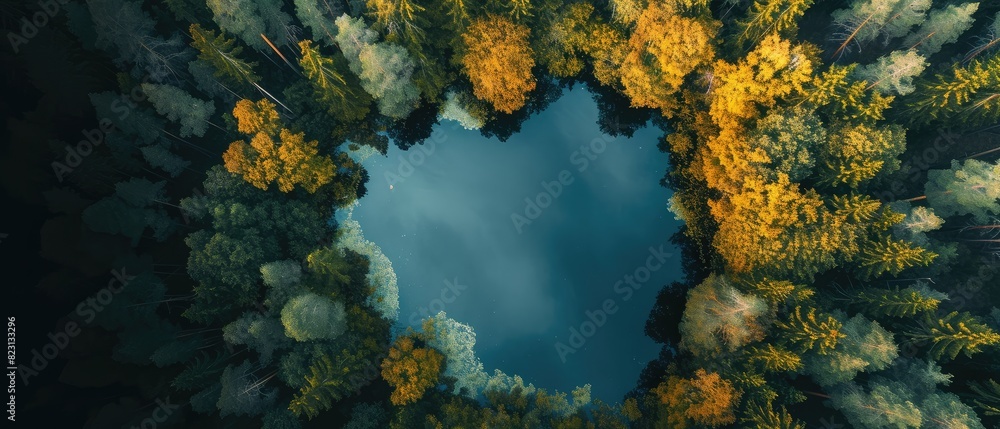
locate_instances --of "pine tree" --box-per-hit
[903,3,979,56]
[857,236,936,279]
[853,282,945,317]
[854,50,927,96]
[925,158,1000,223]
[818,124,906,189]
[173,352,228,391]
[289,348,374,419]
[298,40,370,122]
[748,344,803,372]
[969,379,1000,415]
[777,306,844,354]
[735,0,814,49]
[908,311,1000,361]
[189,23,260,85]
[742,400,805,429]
[141,83,216,137]
[908,52,1000,126]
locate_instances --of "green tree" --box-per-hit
[857,236,936,279]
[334,15,419,118]
[140,83,216,137]
[280,293,347,341]
[903,3,979,56]
[818,123,906,188]
[298,39,370,122]
[908,52,1000,126]
[925,158,1000,223]
[747,344,803,372]
[206,0,292,50]
[804,314,897,386]
[217,360,278,417]
[854,50,927,95]
[746,106,825,182]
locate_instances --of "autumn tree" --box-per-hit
[654,369,741,428]
[460,15,536,114]
[223,100,336,193]
[381,336,445,405]
[817,123,906,188]
[735,0,814,49]
[777,306,844,354]
[620,1,717,115]
[852,281,945,318]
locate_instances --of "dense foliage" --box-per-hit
[6,0,1000,426]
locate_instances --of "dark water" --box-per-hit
[351,87,683,402]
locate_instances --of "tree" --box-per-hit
[903,3,979,56]
[217,360,278,417]
[745,106,825,182]
[381,336,445,406]
[294,0,344,45]
[88,0,190,81]
[206,0,293,50]
[140,144,190,177]
[620,2,716,115]
[83,178,176,245]
[747,344,803,372]
[288,345,381,418]
[969,379,1000,416]
[818,123,906,188]
[965,11,1000,62]
[232,99,281,136]
[925,159,1000,223]
[654,369,741,428]
[830,381,923,428]
[857,235,936,279]
[422,312,489,397]
[854,50,927,95]
[189,23,260,85]
[535,3,597,78]
[679,274,768,356]
[735,0,814,49]
[804,314,897,386]
[224,129,336,193]
[140,83,216,137]
[460,15,536,114]
[223,312,292,363]
[908,311,1000,361]
[260,260,303,290]
[829,0,930,58]
[334,15,419,119]
[853,281,946,317]
[298,40,370,122]
[908,53,1000,126]
[777,306,844,354]
[335,219,399,320]
[439,91,486,130]
[280,293,348,341]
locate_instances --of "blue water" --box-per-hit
[351,87,683,402]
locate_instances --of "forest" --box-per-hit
[2,0,1000,427]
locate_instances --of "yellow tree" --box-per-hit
[620,1,717,115]
[654,369,741,428]
[460,15,536,114]
[381,336,445,405]
[223,100,335,193]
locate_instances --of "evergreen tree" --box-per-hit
[189,23,260,85]
[908,311,1000,361]
[141,83,216,137]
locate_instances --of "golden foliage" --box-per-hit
[655,369,741,428]
[461,15,536,114]
[381,336,445,406]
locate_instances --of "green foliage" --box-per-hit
[280,293,347,341]
[83,178,175,246]
[830,381,923,428]
[969,379,1000,416]
[334,15,419,119]
[140,144,190,177]
[925,158,1000,223]
[205,0,292,50]
[288,346,377,419]
[335,219,399,319]
[742,400,805,429]
[908,311,1000,361]
[173,352,228,391]
[854,50,927,96]
[217,360,278,417]
[747,107,825,182]
[140,83,216,137]
[804,314,897,386]
[423,312,489,397]
[223,312,292,363]
[747,344,802,372]
[903,3,979,56]
[298,39,370,122]
[908,52,1000,126]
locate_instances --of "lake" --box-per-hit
[350,87,683,402]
